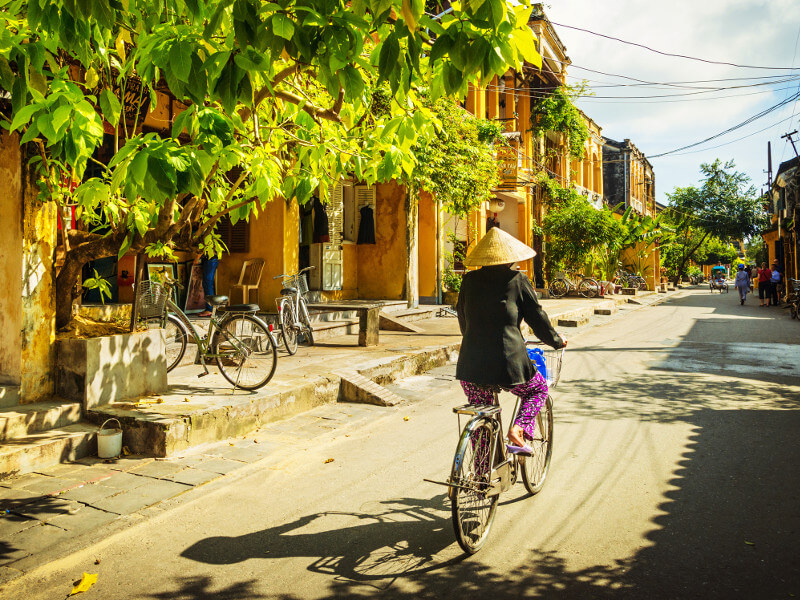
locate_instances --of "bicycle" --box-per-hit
[548,269,600,299]
[138,274,278,390]
[426,342,565,554]
[273,266,315,355]
[616,270,648,291]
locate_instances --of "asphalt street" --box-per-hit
[4,288,799,600]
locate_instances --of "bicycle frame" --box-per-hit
[449,393,525,498]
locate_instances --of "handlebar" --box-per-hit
[273,266,316,280]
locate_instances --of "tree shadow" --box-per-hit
[145,575,266,600]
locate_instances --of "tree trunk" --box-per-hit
[674,231,710,284]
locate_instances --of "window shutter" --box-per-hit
[327,183,344,245]
[219,216,250,253]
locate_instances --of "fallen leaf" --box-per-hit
[744,540,755,546]
[229,443,234,446]
[253,440,258,444]
[403,416,410,421]
[70,572,98,595]
[324,458,334,464]
[122,446,131,456]
[94,558,101,565]
[183,398,190,403]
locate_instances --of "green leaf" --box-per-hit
[10,103,40,131]
[169,41,193,83]
[99,88,121,125]
[378,34,400,80]
[51,104,72,135]
[272,14,295,40]
[85,67,99,89]
[338,65,364,102]
[429,34,453,63]
[443,62,462,95]
[513,26,541,69]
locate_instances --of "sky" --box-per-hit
[543,0,800,204]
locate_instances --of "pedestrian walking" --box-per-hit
[749,264,758,292]
[757,262,771,306]
[770,260,782,307]
[734,264,750,305]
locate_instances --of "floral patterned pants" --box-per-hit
[460,372,549,440]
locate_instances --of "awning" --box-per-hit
[494,190,527,204]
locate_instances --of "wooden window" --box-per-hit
[219,216,249,253]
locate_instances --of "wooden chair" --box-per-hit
[230,258,265,306]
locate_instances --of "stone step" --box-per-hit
[379,312,424,333]
[0,424,97,480]
[0,385,20,408]
[337,371,404,406]
[0,401,82,442]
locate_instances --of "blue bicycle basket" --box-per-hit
[527,347,548,381]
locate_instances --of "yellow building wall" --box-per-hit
[20,164,58,403]
[216,198,298,310]
[357,181,408,300]
[418,191,438,299]
[0,131,23,387]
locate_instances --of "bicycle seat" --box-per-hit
[281,287,297,296]
[205,295,229,306]
[218,304,260,313]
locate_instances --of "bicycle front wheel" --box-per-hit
[212,314,277,390]
[450,418,499,555]
[298,298,314,346]
[144,314,188,373]
[521,395,554,495]
[578,278,600,298]
[279,298,298,355]
[548,279,568,299]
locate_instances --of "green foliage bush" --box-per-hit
[530,86,589,161]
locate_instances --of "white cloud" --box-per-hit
[544,0,800,200]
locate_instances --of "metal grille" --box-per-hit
[136,280,168,320]
[282,273,309,296]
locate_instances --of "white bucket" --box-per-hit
[97,418,123,458]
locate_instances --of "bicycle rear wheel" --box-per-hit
[578,278,600,298]
[548,279,568,299]
[520,395,553,495]
[298,298,314,346]
[212,314,277,390]
[450,418,499,554]
[279,298,298,355]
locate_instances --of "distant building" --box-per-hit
[602,137,656,216]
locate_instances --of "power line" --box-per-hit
[549,20,800,70]
[648,90,800,158]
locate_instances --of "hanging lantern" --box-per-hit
[486,199,506,213]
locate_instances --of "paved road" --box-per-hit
[5,289,800,599]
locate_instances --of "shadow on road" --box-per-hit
[168,291,800,599]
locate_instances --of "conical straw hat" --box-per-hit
[463,227,536,267]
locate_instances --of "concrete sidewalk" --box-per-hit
[0,288,676,588]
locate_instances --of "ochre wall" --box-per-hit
[0,132,23,386]
[20,162,57,403]
[357,181,408,300]
[418,192,438,299]
[216,198,299,311]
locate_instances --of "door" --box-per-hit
[323,183,344,291]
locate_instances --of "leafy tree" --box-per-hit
[0,0,543,327]
[530,85,589,161]
[543,191,619,272]
[664,159,766,283]
[744,235,768,265]
[600,207,665,280]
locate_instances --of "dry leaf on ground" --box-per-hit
[69,572,98,595]
[324,458,334,464]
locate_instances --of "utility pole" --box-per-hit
[781,131,799,158]
[767,141,773,190]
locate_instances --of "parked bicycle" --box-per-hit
[426,342,565,554]
[273,266,315,355]
[615,270,648,291]
[138,273,278,390]
[548,270,600,299]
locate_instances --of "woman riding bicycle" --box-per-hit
[456,228,566,454]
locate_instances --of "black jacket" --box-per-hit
[456,265,565,386]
